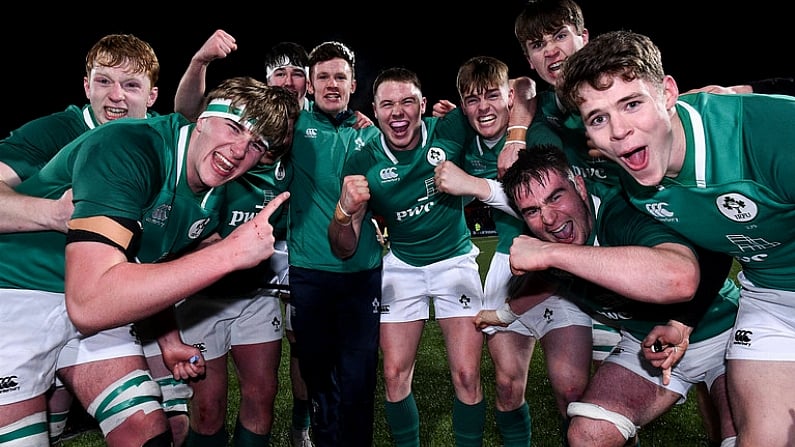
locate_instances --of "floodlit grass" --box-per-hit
[66,236,735,446]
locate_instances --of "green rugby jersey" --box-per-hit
[528,90,623,187]
[287,108,382,272]
[0,104,156,181]
[620,93,795,291]
[556,180,739,343]
[220,160,291,239]
[343,110,474,267]
[202,160,292,295]
[0,114,224,292]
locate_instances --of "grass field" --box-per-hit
[65,236,722,446]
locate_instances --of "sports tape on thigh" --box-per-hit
[86,369,163,434]
[567,401,638,440]
[0,411,49,446]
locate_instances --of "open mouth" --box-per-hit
[105,107,127,120]
[213,152,235,174]
[620,146,648,171]
[390,120,410,135]
[550,221,574,243]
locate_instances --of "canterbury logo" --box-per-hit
[305,128,318,138]
[0,375,19,389]
[380,167,398,181]
[733,329,752,345]
[645,202,674,218]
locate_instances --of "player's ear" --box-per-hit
[662,75,679,110]
[147,87,159,108]
[573,175,588,202]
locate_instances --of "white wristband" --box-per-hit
[495,302,519,325]
[337,201,351,217]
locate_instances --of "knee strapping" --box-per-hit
[86,369,163,435]
[0,411,49,446]
[156,376,193,414]
[567,401,638,440]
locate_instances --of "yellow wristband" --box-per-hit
[506,127,527,143]
[337,201,351,217]
[334,201,352,225]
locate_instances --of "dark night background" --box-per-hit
[4,2,792,138]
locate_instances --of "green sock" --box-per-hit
[291,397,311,430]
[186,427,228,447]
[384,393,420,447]
[232,418,270,446]
[495,402,531,447]
[453,397,485,447]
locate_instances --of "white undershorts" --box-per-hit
[516,294,593,339]
[605,329,730,402]
[177,291,283,361]
[57,325,143,368]
[0,289,79,403]
[726,271,795,361]
[380,245,484,322]
[482,252,533,336]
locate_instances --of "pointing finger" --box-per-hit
[258,191,290,220]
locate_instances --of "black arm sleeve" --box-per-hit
[66,216,142,261]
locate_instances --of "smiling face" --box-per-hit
[187,116,267,192]
[576,74,681,186]
[84,60,158,124]
[373,79,426,151]
[308,57,354,116]
[513,167,592,245]
[461,82,512,140]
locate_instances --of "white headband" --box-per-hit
[198,98,269,148]
[265,55,308,81]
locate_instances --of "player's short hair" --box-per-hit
[85,34,160,86]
